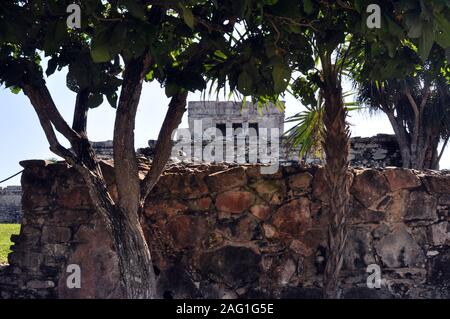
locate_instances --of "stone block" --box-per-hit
[216,191,255,213]
[351,169,389,208]
[384,168,421,191]
[404,192,438,222]
[205,167,247,192]
[374,225,425,268]
[270,198,311,238]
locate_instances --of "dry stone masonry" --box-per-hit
[1,159,450,299]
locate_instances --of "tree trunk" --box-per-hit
[322,85,351,299]
[109,205,156,298]
[67,143,157,299]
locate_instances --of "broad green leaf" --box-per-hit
[303,0,314,14]
[408,22,422,38]
[180,4,195,29]
[419,22,435,61]
[165,82,180,97]
[272,63,290,93]
[436,30,450,48]
[87,93,104,108]
[121,0,146,20]
[105,90,118,108]
[237,71,253,95]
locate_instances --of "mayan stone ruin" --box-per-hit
[1,159,450,299]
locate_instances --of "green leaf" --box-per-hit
[264,0,279,5]
[407,21,422,38]
[165,82,180,97]
[419,22,435,61]
[180,4,195,29]
[121,0,146,20]
[105,90,118,108]
[87,93,104,108]
[91,37,112,63]
[272,63,290,93]
[10,86,21,94]
[436,30,450,48]
[303,0,314,14]
[46,57,58,77]
[237,71,253,95]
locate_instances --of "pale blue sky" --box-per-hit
[1,68,449,186]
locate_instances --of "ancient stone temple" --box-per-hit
[187,101,285,138]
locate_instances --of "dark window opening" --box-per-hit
[232,123,243,135]
[216,123,226,137]
[249,123,259,136]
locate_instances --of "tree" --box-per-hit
[209,0,449,298]
[355,46,450,169]
[0,0,232,298]
[284,0,449,297]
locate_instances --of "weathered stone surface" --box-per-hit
[216,191,254,213]
[156,265,202,299]
[428,250,450,286]
[250,205,272,220]
[343,227,375,270]
[270,198,311,238]
[404,192,438,222]
[145,198,188,218]
[199,246,261,288]
[289,239,313,256]
[288,172,313,191]
[375,225,425,268]
[423,175,450,194]
[59,222,120,299]
[26,280,55,289]
[348,196,384,224]
[3,160,450,299]
[431,222,450,246]
[205,167,247,192]
[41,226,71,244]
[384,169,421,191]
[351,170,389,208]
[251,179,285,204]
[166,215,210,249]
[312,168,328,202]
[187,197,212,211]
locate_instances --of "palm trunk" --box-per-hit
[322,85,351,299]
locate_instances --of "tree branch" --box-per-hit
[114,53,152,215]
[72,89,90,134]
[404,86,420,157]
[140,91,188,203]
[437,136,449,164]
[21,75,81,145]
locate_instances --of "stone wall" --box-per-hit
[1,159,450,299]
[0,186,22,223]
[350,134,402,168]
